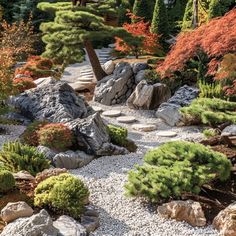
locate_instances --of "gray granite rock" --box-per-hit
[9,79,90,123]
[135,70,146,84]
[0,209,58,236]
[36,146,58,162]
[131,62,149,74]
[53,215,87,236]
[1,112,31,125]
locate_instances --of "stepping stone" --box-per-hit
[117,116,136,124]
[102,110,121,117]
[132,124,157,132]
[92,106,103,113]
[156,131,177,137]
[70,81,94,91]
[78,78,93,82]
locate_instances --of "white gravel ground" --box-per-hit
[0,104,219,235]
[71,102,219,236]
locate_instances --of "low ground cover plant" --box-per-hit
[34,173,89,219]
[181,98,236,126]
[0,142,50,176]
[125,141,231,202]
[13,77,36,93]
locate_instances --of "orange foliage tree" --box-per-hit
[157,9,236,78]
[115,12,161,58]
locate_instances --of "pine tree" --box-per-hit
[132,0,155,22]
[38,1,120,81]
[208,0,235,19]
[151,0,169,41]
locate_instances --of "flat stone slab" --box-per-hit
[102,110,121,117]
[117,116,136,123]
[132,124,157,132]
[92,106,103,113]
[77,77,93,82]
[156,131,177,137]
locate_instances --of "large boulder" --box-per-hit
[53,215,87,236]
[1,201,34,223]
[213,202,236,236]
[156,85,199,126]
[9,79,91,123]
[102,60,115,75]
[0,209,59,236]
[94,62,135,105]
[127,80,171,110]
[67,113,128,156]
[157,200,206,227]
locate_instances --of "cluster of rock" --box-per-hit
[7,78,129,159]
[94,62,149,105]
[0,203,99,236]
[156,85,200,126]
[158,200,236,236]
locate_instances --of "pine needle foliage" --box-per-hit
[125,141,231,202]
[0,142,50,176]
[0,170,15,193]
[181,98,236,126]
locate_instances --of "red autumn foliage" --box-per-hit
[115,12,161,58]
[157,9,236,78]
[13,77,36,93]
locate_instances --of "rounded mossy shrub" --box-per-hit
[0,142,50,176]
[38,123,73,151]
[107,125,128,146]
[21,120,49,146]
[0,170,16,193]
[13,78,36,93]
[34,173,89,219]
[125,141,232,202]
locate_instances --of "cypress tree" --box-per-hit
[151,0,169,40]
[38,1,120,81]
[132,0,155,22]
[208,0,235,19]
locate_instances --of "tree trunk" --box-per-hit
[193,0,199,29]
[84,40,107,81]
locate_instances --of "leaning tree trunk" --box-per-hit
[84,40,107,81]
[193,0,199,29]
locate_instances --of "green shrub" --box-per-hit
[0,142,50,176]
[198,80,225,99]
[21,120,49,146]
[125,141,231,202]
[144,69,161,85]
[181,98,236,126]
[203,128,218,138]
[107,125,128,146]
[0,170,16,193]
[38,123,73,151]
[34,173,89,219]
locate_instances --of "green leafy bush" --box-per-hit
[20,120,49,146]
[34,173,89,219]
[198,80,224,99]
[0,170,16,193]
[38,123,73,151]
[203,128,218,138]
[0,142,50,176]
[125,141,231,202]
[107,125,128,146]
[144,69,161,84]
[181,98,236,126]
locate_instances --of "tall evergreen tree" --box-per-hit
[38,1,121,81]
[151,0,169,40]
[132,0,155,22]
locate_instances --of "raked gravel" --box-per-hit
[71,102,219,236]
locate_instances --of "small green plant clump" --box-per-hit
[21,120,49,146]
[181,98,236,126]
[38,123,73,151]
[0,170,16,193]
[125,141,231,202]
[198,81,225,99]
[0,142,50,176]
[203,128,219,138]
[34,173,89,219]
[107,125,128,146]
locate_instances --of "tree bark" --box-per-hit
[84,40,107,81]
[193,0,199,29]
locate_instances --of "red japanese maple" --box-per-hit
[157,9,236,77]
[115,12,160,58]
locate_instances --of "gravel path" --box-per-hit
[71,102,219,236]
